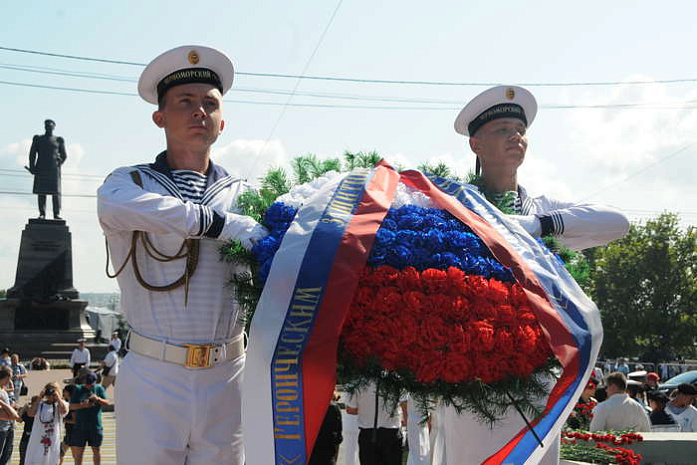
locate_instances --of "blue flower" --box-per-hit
[381,218,398,231]
[367,245,387,265]
[421,214,448,230]
[385,245,413,268]
[258,259,273,283]
[396,214,423,230]
[252,235,280,262]
[428,252,462,269]
[395,230,419,247]
[255,201,515,285]
[263,202,298,233]
[375,229,396,246]
[423,229,445,253]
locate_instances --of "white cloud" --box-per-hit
[63,143,86,169]
[0,140,87,171]
[568,77,697,176]
[0,139,33,168]
[518,157,574,201]
[212,139,288,183]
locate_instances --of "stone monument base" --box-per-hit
[0,298,97,360]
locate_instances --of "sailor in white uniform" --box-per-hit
[97,45,267,465]
[434,85,630,464]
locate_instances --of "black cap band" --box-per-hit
[468,103,527,136]
[156,67,223,101]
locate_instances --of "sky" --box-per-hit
[1,1,696,292]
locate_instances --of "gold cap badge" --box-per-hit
[505,87,515,100]
[187,50,200,65]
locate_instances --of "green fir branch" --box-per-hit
[338,348,560,426]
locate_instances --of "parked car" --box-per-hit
[657,370,697,395]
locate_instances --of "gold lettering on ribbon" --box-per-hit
[272,287,323,441]
[320,172,369,225]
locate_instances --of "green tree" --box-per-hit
[418,161,460,179]
[589,213,697,362]
[343,150,382,169]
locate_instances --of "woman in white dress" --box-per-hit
[25,382,69,465]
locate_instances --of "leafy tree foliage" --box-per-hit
[589,213,697,361]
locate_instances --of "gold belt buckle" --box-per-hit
[185,344,212,369]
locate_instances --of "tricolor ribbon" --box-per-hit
[424,173,602,464]
[243,163,399,464]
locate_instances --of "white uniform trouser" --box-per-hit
[440,406,559,465]
[406,401,431,465]
[116,351,245,465]
[341,409,360,465]
[429,403,446,465]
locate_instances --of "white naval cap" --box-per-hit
[454,85,537,137]
[138,45,235,105]
[628,370,648,379]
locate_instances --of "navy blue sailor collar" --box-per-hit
[150,151,230,188]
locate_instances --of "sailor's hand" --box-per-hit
[507,214,541,237]
[237,220,269,251]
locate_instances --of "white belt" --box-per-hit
[128,332,245,369]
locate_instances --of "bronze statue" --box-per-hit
[27,119,66,219]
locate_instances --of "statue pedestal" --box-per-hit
[0,298,96,360]
[7,219,78,299]
[1,218,96,359]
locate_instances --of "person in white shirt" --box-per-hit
[590,372,651,432]
[109,333,122,354]
[97,45,266,465]
[665,383,697,432]
[346,381,406,465]
[100,345,119,389]
[69,340,91,378]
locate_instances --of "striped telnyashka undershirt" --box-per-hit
[172,170,207,203]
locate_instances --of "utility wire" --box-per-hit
[3,45,697,88]
[0,190,96,198]
[247,0,344,178]
[580,143,696,201]
[9,62,697,108]
[4,79,697,111]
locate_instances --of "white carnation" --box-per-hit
[391,181,437,209]
[276,170,343,208]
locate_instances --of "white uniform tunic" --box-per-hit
[438,185,629,465]
[109,337,122,352]
[98,157,252,345]
[69,348,90,366]
[97,153,255,465]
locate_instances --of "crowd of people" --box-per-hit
[567,367,697,434]
[0,336,120,465]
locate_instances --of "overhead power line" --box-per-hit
[0,168,105,180]
[5,79,697,111]
[580,142,696,201]
[3,45,697,88]
[0,190,96,198]
[0,190,693,218]
[257,0,345,144]
[8,62,697,109]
